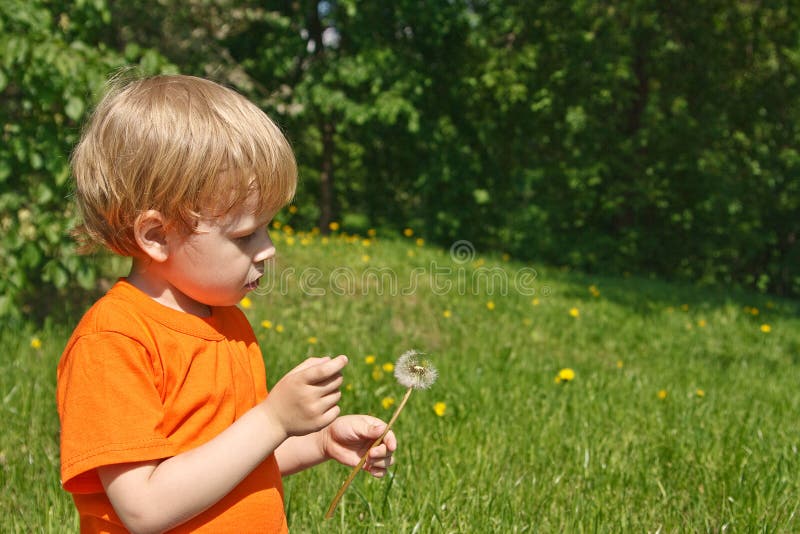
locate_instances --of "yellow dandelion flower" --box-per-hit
[345,383,353,391]
[760,324,771,333]
[300,238,311,246]
[275,324,285,333]
[261,320,273,329]
[367,228,377,237]
[681,304,689,312]
[307,336,318,345]
[365,355,376,365]
[407,249,415,257]
[283,225,294,235]
[616,360,623,369]
[433,402,447,417]
[502,253,510,261]
[239,297,252,309]
[589,285,600,297]
[382,362,394,373]
[557,368,575,382]
[698,319,707,328]
[272,220,282,229]
[328,221,340,231]
[750,307,760,316]
[486,301,495,311]
[30,337,42,349]
[372,366,384,381]
[416,237,425,247]
[766,301,775,309]
[321,236,329,245]
[696,389,705,398]
[443,309,452,318]
[403,228,414,237]
[381,397,395,409]
[531,298,540,306]
[657,389,668,400]
[569,307,580,318]
[361,254,370,262]
[286,236,296,246]
[362,239,371,247]
[288,205,298,214]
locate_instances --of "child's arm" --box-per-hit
[275,414,397,477]
[97,356,347,534]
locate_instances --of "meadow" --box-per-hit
[2,225,799,532]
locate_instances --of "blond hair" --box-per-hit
[71,74,297,256]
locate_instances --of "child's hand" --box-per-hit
[322,415,397,478]
[263,356,347,438]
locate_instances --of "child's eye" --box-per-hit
[235,233,255,242]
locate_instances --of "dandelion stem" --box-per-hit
[324,386,413,519]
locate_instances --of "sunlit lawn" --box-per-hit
[2,225,799,532]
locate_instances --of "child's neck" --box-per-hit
[128,261,212,317]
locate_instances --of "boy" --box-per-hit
[56,74,396,533]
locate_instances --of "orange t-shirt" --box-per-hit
[56,279,287,533]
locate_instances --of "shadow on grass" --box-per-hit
[541,264,800,318]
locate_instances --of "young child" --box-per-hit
[56,74,396,533]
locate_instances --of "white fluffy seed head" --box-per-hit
[393,349,438,389]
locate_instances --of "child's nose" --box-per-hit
[253,229,275,263]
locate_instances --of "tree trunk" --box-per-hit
[318,120,336,233]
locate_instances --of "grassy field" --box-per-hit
[2,226,800,532]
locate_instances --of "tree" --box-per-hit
[0,0,173,319]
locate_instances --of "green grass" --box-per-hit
[2,228,800,532]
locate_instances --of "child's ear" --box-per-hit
[133,210,170,263]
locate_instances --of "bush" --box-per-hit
[0,0,173,319]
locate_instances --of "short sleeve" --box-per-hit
[57,332,178,493]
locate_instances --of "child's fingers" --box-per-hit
[365,451,394,477]
[367,458,393,471]
[319,403,341,428]
[313,376,344,400]
[319,385,342,407]
[304,355,348,383]
[360,422,397,452]
[287,356,331,376]
[368,443,395,463]
[375,429,397,452]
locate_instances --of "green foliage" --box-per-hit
[0,0,173,319]
[3,0,800,317]
[449,1,800,295]
[222,0,799,296]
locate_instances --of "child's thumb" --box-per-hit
[368,421,387,437]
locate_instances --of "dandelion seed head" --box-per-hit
[394,349,438,389]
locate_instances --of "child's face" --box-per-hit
[162,195,275,313]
